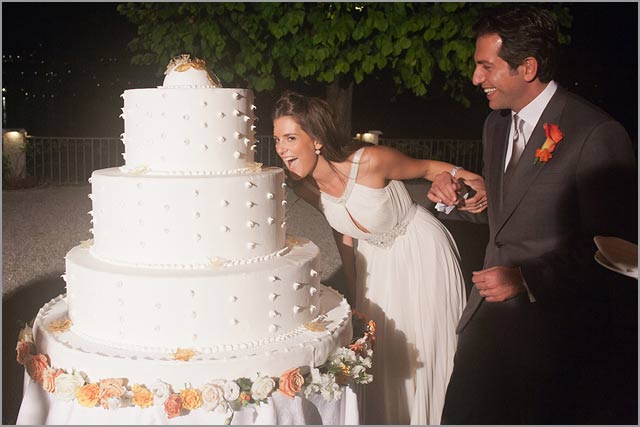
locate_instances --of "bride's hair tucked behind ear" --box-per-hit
[272,91,365,163]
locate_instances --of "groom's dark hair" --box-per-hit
[474,4,559,83]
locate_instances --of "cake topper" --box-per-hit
[164,54,222,88]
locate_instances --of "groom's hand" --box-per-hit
[428,171,463,206]
[472,266,526,302]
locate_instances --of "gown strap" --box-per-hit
[341,147,366,202]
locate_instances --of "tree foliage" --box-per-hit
[118,2,571,107]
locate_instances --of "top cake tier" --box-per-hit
[121,88,257,173]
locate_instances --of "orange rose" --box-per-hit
[42,368,64,393]
[164,393,183,419]
[99,378,126,409]
[16,340,34,365]
[279,367,305,399]
[179,388,202,411]
[132,384,154,409]
[25,353,49,383]
[76,383,100,407]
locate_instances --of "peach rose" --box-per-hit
[132,384,154,409]
[42,368,64,393]
[279,368,304,399]
[76,383,100,407]
[164,393,183,419]
[16,340,34,365]
[25,353,49,383]
[99,378,126,409]
[179,388,202,411]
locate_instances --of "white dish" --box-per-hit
[593,236,638,279]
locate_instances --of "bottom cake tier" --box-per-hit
[30,285,352,390]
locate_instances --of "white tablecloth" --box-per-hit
[17,373,361,425]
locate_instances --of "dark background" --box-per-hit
[2,2,638,144]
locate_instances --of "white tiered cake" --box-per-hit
[22,56,356,412]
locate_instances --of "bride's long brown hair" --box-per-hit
[272,91,366,164]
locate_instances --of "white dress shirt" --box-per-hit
[504,80,559,171]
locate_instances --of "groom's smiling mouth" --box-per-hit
[483,87,496,96]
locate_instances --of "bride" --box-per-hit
[272,92,486,424]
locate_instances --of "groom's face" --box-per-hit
[472,34,529,112]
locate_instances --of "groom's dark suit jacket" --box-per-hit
[441,85,637,423]
[457,86,637,332]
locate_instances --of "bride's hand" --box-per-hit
[428,172,463,206]
[458,177,487,213]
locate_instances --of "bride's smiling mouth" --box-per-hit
[282,157,299,169]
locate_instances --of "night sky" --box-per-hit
[2,2,638,143]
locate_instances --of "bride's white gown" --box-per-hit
[304,147,466,425]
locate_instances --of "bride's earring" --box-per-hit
[315,148,321,155]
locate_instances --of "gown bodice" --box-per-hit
[302,147,417,248]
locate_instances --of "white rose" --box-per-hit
[250,375,275,400]
[223,380,240,401]
[150,379,173,406]
[319,372,342,401]
[201,381,225,411]
[53,371,85,402]
[351,365,365,377]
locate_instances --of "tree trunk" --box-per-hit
[326,79,353,141]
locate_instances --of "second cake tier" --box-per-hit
[89,167,287,266]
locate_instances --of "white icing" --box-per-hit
[33,288,352,387]
[35,78,354,395]
[67,240,322,349]
[89,167,286,265]
[122,88,255,173]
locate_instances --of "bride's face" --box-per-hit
[273,116,321,180]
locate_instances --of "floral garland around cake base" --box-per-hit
[16,311,375,424]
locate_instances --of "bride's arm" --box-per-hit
[332,229,357,308]
[361,145,486,210]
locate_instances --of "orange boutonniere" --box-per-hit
[535,123,563,163]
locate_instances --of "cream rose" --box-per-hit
[250,375,276,400]
[54,371,86,401]
[99,378,126,409]
[150,379,173,406]
[201,381,225,412]
[223,380,240,401]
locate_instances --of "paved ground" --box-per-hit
[1,181,491,424]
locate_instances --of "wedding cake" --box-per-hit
[20,56,360,412]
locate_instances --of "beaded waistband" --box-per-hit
[363,204,418,249]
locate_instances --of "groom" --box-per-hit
[429,5,637,424]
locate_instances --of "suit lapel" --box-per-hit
[495,89,568,236]
[489,114,510,223]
